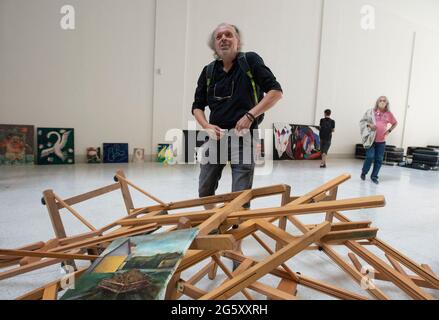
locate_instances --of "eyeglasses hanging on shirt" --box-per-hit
[213,81,234,101]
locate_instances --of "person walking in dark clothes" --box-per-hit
[319,109,335,168]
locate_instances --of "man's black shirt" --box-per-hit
[192,52,282,129]
[319,117,335,141]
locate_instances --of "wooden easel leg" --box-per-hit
[325,187,338,222]
[208,259,219,280]
[42,190,76,270]
[116,170,135,214]
[276,185,291,251]
[165,272,181,300]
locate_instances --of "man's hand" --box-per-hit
[205,124,225,140]
[193,109,225,140]
[368,124,377,131]
[235,114,253,136]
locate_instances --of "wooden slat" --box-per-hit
[371,238,439,289]
[287,214,390,300]
[348,253,363,272]
[197,190,253,236]
[251,233,300,283]
[276,184,291,251]
[190,235,236,250]
[187,261,215,285]
[286,174,351,206]
[349,253,436,290]
[228,196,386,223]
[53,193,97,232]
[0,260,21,268]
[116,169,135,214]
[20,239,60,266]
[176,250,217,273]
[330,221,372,231]
[336,211,439,290]
[221,250,367,300]
[297,274,368,300]
[256,220,298,246]
[165,271,181,300]
[177,280,207,299]
[58,230,103,245]
[346,241,433,300]
[42,284,58,300]
[321,228,378,244]
[0,256,66,281]
[200,222,330,300]
[17,268,87,300]
[50,224,158,253]
[118,211,213,227]
[277,279,298,297]
[56,183,120,209]
[43,190,67,239]
[0,249,98,261]
[124,196,385,227]
[250,281,298,300]
[146,184,290,212]
[0,241,45,260]
[208,259,218,281]
[212,255,254,300]
[421,264,436,275]
[386,254,417,287]
[115,174,166,205]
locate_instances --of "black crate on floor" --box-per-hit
[355,144,404,164]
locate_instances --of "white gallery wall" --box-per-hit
[315,0,416,154]
[1,0,438,160]
[181,0,323,127]
[316,0,439,154]
[403,28,439,149]
[0,0,156,160]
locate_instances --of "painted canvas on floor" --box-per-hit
[37,128,74,165]
[133,148,145,163]
[60,229,198,300]
[273,123,321,160]
[103,143,129,163]
[86,147,101,164]
[157,144,176,165]
[0,124,34,165]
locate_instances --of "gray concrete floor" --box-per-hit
[0,159,438,300]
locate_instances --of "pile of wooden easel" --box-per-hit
[0,170,437,300]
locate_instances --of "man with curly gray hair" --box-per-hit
[192,23,283,210]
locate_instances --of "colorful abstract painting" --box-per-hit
[273,123,321,160]
[87,147,101,164]
[0,124,34,165]
[60,229,198,300]
[103,143,129,163]
[157,144,176,165]
[37,128,74,165]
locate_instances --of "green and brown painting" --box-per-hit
[60,229,198,300]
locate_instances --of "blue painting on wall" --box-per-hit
[103,143,129,163]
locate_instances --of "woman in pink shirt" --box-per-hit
[360,96,398,184]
